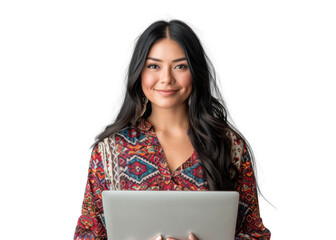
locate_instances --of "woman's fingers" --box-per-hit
[153,234,162,240]
[154,233,198,240]
[188,233,198,240]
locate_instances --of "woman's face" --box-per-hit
[141,38,192,111]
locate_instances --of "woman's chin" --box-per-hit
[150,101,187,110]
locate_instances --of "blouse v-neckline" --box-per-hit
[137,117,197,177]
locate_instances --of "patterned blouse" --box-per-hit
[74,118,271,240]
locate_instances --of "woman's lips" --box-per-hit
[155,89,178,96]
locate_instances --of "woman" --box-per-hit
[74,20,271,240]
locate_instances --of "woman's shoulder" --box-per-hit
[226,128,246,171]
[91,130,128,190]
[93,124,142,153]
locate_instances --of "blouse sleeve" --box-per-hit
[231,134,271,240]
[74,142,109,240]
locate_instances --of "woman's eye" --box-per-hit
[147,64,159,69]
[175,64,188,70]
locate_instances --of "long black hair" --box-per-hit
[93,19,256,191]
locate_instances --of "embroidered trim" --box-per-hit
[102,135,120,190]
[111,134,121,190]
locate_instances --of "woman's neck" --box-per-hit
[147,103,189,135]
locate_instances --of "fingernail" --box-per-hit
[156,235,162,240]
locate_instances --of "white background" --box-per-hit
[1,1,335,239]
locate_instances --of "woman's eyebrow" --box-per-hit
[172,57,187,63]
[146,57,187,63]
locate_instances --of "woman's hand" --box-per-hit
[153,233,198,240]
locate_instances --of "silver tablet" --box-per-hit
[102,190,239,240]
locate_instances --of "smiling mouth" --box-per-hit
[155,89,178,95]
[156,89,178,92]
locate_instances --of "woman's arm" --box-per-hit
[234,141,271,240]
[74,143,109,240]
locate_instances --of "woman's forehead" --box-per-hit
[147,38,186,61]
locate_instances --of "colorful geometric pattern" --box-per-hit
[74,118,271,240]
[126,155,158,182]
[182,162,206,185]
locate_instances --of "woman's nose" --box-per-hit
[160,67,174,84]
